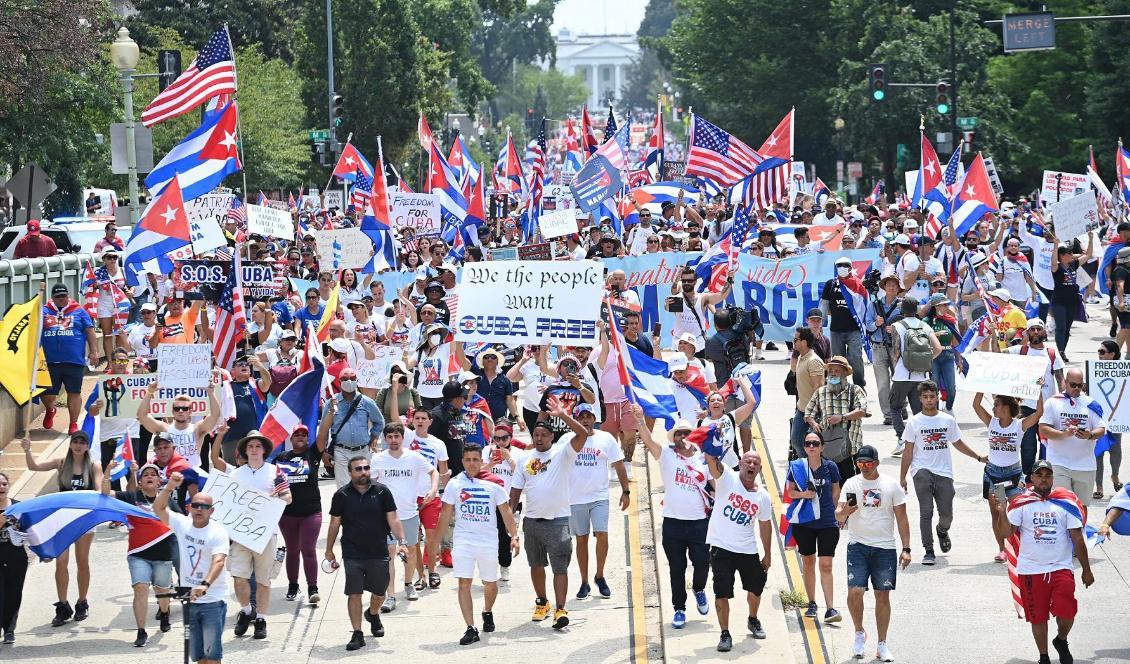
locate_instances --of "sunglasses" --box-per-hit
[1099,349,1112,355]
[351,465,371,472]
[803,441,822,448]
[189,503,214,510]
[492,435,511,441]
[111,358,130,364]
[307,295,319,299]
[1067,381,1085,389]
[857,460,878,467]
[172,405,191,412]
[104,256,118,261]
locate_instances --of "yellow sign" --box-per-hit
[0,295,47,405]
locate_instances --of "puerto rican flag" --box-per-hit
[949,153,998,238]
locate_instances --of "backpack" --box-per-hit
[898,319,934,372]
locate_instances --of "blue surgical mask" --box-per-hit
[827,376,842,386]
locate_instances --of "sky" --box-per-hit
[551,0,649,36]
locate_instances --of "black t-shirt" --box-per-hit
[428,403,466,476]
[225,380,260,451]
[821,279,860,333]
[421,299,451,325]
[1052,260,1080,305]
[329,482,397,560]
[0,499,25,564]
[625,332,654,357]
[1113,266,1130,306]
[538,383,584,435]
[114,490,176,561]
[278,447,323,517]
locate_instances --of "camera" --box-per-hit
[862,269,882,294]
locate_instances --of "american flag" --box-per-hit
[528,119,547,177]
[924,147,964,237]
[728,202,752,271]
[141,29,237,127]
[686,115,765,186]
[226,197,247,228]
[603,105,618,143]
[212,253,246,370]
[351,168,373,210]
[739,166,789,208]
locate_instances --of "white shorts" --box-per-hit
[453,544,498,583]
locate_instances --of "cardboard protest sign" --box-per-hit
[1040,171,1090,208]
[181,192,232,257]
[391,192,441,236]
[487,247,518,261]
[539,209,579,239]
[903,170,919,202]
[204,470,287,554]
[961,351,1049,400]
[983,156,1005,195]
[543,184,575,211]
[1048,191,1100,240]
[456,260,603,346]
[517,243,553,261]
[571,155,623,213]
[357,345,403,389]
[98,373,212,419]
[1088,360,1130,433]
[241,262,279,301]
[157,344,213,389]
[246,203,294,239]
[311,228,374,270]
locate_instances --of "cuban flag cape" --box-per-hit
[1096,240,1126,296]
[5,491,165,559]
[949,153,998,238]
[109,433,136,482]
[779,458,820,550]
[1108,484,1130,536]
[838,274,874,362]
[676,364,711,407]
[607,303,677,429]
[1004,488,1087,618]
[145,102,242,202]
[79,383,102,462]
[261,359,324,453]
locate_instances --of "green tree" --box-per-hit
[474,0,558,118]
[130,0,305,63]
[493,65,588,126]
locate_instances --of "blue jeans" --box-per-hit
[790,410,810,458]
[846,542,897,591]
[830,330,866,387]
[189,599,226,661]
[931,349,957,410]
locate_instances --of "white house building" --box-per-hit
[549,28,640,109]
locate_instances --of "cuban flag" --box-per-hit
[122,176,193,287]
[780,458,820,550]
[925,146,964,229]
[79,384,101,461]
[5,491,164,559]
[109,433,135,482]
[360,157,396,274]
[145,102,241,202]
[812,178,832,207]
[687,228,733,293]
[1097,240,1127,296]
[261,359,325,450]
[448,134,481,186]
[754,108,794,174]
[520,170,543,243]
[949,153,999,238]
[1088,145,1113,206]
[1108,484,1130,536]
[914,132,943,209]
[865,180,885,205]
[685,422,722,453]
[1117,143,1130,201]
[630,181,700,214]
[428,141,469,236]
[597,195,624,237]
[498,128,525,195]
[607,303,677,428]
[332,143,374,182]
[581,104,599,157]
[676,365,711,407]
[838,273,874,362]
[718,363,762,407]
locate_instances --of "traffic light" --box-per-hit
[311,142,327,166]
[157,50,181,92]
[935,80,951,115]
[525,108,535,132]
[331,94,345,127]
[867,64,888,102]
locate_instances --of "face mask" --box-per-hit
[340,379,358,392]
[827,376,842,386]
[836,266,851,278]
[429,333,442,345]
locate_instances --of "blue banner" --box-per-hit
[733,249,881,341]
[600,252,702,347]
[571,155,624,213]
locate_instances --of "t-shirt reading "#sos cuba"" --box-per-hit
[442,473,509,548]
[706,467,772,555]
[903,412,963,479]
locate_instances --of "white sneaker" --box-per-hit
[853,630,867,659]
[381,596,396,613]
[752,348,763,360]
[891,441,904,457]
[405,583,418,601]
[500,566,510,582]
[876,641,894,662]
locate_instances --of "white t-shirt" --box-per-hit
[986,416,1023,468]
[840,473,906,549]
[371,449,433,520]
[670,295,709,343]
[659,446,710,521]
[519,361,549,412]
[168,424,201,469]
[441,472,509,549]
[483,444,521,492]
[706,467,772,554]
[1039,394,1106,472]
[997,255,1032,302]
[569,430,625,505]
[415,346,451,400]
[1007,345,1062,408]
[896,252,923,300]
[406,430,449,493]
[1007,500,1082,574]
[128,323,156,361]
[511,443,578,519]
[1018,226,1056,291]
[698,414,739,469]
[168,512,232,604]
[903,411,963,479]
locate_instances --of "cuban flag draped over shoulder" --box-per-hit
[838,273,874,362]
[145,102,241,202]
[1107,484,1130,536]
[607,303,677,429]
[79,383,101,462]
[109,433,136,482]
[123,176,194,287]
[262,357,325,453]
[950,153,998,238]
[1097,240,1127,296]
[5,491,163,559]
[1004,488,1089,617]
[779,458,820,550]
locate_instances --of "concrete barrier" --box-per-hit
[0,253,95,313]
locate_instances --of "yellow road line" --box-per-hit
[750,420,829,664]
[626,465,650,664]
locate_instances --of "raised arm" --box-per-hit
[154,471,183,526]
[971,392,992,426]
[196,382,222,435]
[631,404,662,460]
[20,437,60,472]
[137,382,168,434]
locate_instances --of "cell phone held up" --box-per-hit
[665,296,684,313]
[651,322,662,338]
[846,492,858,507]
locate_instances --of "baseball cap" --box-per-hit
[573,403,598,418]
[27,219,40,234]
[988,287,1011,301]
[69,429,91,445]
[280,329,297,340]
[1026,318,1046,329]
[835,256,852,266]
[140,302,157,312]
[856,445,879,462]
[442,380,466,400]
[457,370,478,384]
[328,338,352,354]
[892,233,912,246]
[676,332,704,353]
[667,355,688,372]
[904,219,919,229]
[51,283,69,296]
[806,307,823,320]
[671,419,694,434]
[1031,460,1054,474]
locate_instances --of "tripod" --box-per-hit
[155,587,192,664]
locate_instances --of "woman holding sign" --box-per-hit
[971,391,1043,562]
[1049,237,1093,364]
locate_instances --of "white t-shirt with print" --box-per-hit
[986,416,1023,468]
[659,446,710,521]
[406,430,449,494]
[1039,394,1105,472]
[511,443,577,519]
[705,466,772,554]
[168,512,232,604]
[840,473,906,549]
[371,450,433,520]
[441,472,509,550]
[569,430,625,505]
[1007,500,1082,574]
[903,411,963,479]
[483,444,522,492]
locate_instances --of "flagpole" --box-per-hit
[323,132,353,203]
[224,24,250,201]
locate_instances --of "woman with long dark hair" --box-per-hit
[1049,237,1093,363]
[785,431,843,623]
[20,431,102,627]
[0,470,28,644]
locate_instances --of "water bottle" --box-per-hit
[321,558,340,574]
[275,546,286,563]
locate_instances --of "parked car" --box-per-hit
[0,217,131,260]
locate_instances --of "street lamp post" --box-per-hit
[111,27,141,225]
[833,117,846,194]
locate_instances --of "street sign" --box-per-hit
[110,122,155,174]
[5,163,56,209]
[847,162,863,179]
[1003,12,1055,53]
[957,116,979,130]
[309,129,330,142]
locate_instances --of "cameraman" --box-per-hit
[666,267,732,352]
[864,274,903,426]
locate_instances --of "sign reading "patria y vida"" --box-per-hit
[1003,12,1055,53]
